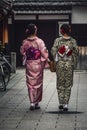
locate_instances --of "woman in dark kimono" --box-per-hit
[51,24,79,111]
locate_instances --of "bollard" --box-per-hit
[11,52,16,73]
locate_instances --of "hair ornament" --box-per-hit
[25,29,29,33]
[61,28,65,33]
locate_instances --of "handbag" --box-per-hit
[49,61,56,72]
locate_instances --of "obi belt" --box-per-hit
[26,46,41,60]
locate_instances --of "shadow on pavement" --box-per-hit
[46,111,83,114]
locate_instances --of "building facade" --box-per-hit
[0,0,87,67]
[0,0,12,50]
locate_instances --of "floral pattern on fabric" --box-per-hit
[66,49,73,56]
[58,45,66,57]
[58,45,73,57]
[26,46,41,60]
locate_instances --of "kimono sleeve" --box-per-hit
[39,39,49,61]
[51,38,59,60]
[20,40,26,56]
[72,39,79,69]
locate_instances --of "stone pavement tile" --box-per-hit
[0,108,11,116]
[76,115,87,127]
[76,127,87,130]
[39,112,58,122]
[0,120,19,129]
[23,110,43,120]
[16,120,36,130]
[7,73,24,90]
[35,121,56,130]
[0,128,17,130]
[55,126,75,130]
[54,115,76,128]
[35,107,77,129]
[46,103,59,112]
[0,69,87,130]
[78,102,87,109]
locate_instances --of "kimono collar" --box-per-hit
[62,36,71,40]
[27,36,37,42]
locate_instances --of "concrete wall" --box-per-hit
[72,6,87,24]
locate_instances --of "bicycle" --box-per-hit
[0,51,15,91]
[0,61,10,91]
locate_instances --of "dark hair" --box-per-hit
[25,23,37,36]
[60,24,71,35]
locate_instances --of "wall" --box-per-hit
[72,6,87,24]
[71,6,87,46]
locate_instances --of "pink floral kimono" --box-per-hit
[20,36,49,104]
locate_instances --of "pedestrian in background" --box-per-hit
[20,23,49,110]
[51,24,79,111]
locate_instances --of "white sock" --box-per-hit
[64,104,68,108]
[31,103,35,106]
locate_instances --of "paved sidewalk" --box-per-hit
[0,68,87,130]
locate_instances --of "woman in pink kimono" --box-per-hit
[20,23,49,110]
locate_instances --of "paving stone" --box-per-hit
[0,69,87,130]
